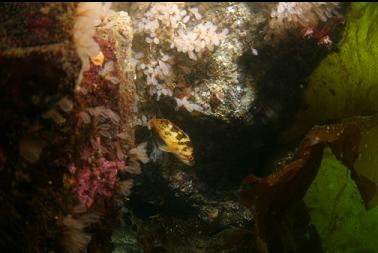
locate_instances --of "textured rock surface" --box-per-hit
[0,5,136,253]
[76,11,136,147]
[0,3,77,50]
[0,2,81,96]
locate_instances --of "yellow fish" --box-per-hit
[149,118,195,166]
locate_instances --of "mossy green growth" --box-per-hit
[286,3,378,139]
[304,147,378,253]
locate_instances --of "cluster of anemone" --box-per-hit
[73,2,115,84]
[265,2,341,43]
[132,3,228,111]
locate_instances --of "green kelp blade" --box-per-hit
[285,3,378,141]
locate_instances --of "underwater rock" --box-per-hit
[114,153,255,252]
[69,8,141,210]
[75,10,136,147]
[125,2,346,127]
[162,165,254,229]
[120,3,256,123]
[0,5,137,253]
[126,2,259,123]
[0,3,78,50]
[0,3,81,101]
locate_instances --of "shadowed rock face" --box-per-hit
[0,2,349,253]
[0,3,78,50]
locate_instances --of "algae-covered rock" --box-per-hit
[0,2,81,96]
[0,5,137,253]
[126,2,340,126]
[126,2,260,123]
[0,3,77,50]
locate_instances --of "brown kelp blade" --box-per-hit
[240,119,378,251]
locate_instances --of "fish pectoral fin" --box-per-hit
[158,143,172,153]
[153,137,171,153]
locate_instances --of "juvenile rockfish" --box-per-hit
[149,118,195,166]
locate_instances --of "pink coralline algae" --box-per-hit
[73,159,124,207]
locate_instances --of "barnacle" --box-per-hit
[58,97,74,113]
[128,142,150,164]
